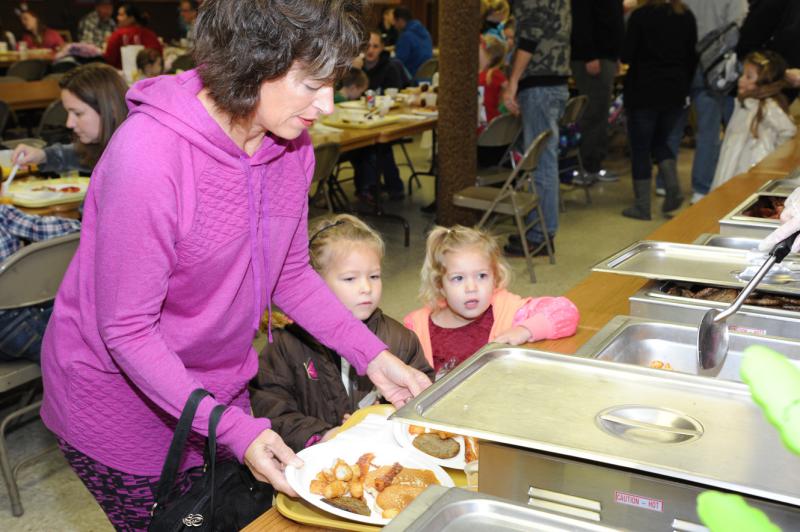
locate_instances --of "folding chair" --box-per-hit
[6,60,48,81]
[453,130,553,283]
[0,76,27,83]
[558,95,591,209]
[413,58,438,83]
[5,99,68,149]
[309,142,340,214]
[0,232,80,516]
[475,114,522,186]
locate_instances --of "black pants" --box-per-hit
[626,106,684,182]
[350,144,403,196]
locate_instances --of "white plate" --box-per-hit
[391,421,466,470]
[338,100,366,109]
[285,440,453,525]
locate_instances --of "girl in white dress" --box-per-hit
[711,51,796,190]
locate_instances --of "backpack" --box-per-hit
[696,22,740,95]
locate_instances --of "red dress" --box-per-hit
[479,68,507,124]
[429,307,494,375]
[104,26,163,69]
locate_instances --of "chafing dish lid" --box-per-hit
[393,347,800,507]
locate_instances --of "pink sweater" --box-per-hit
[40,71,387,475]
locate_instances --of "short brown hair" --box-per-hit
[59,63,129,168]
[340,67,368,89]
[194,0,368,122]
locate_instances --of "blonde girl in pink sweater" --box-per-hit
[404,226,579,377]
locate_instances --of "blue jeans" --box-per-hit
[518,84,568,241]
[627,107,685,183]
[688,67,734,195]
[0,303,53,363]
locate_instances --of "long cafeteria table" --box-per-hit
[246,133,800,530]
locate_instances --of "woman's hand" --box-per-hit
[244,428,303,497]
[366,350,431,408]
[11,144,46,166]
[493,325,532,346]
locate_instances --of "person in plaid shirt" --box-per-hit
[77,0,116,49]
[0,204,81,362]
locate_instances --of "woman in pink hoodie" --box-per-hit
[39,1,429,528]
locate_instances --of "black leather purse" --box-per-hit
[148,389,274,531]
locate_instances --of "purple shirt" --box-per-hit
[40,70,387,475]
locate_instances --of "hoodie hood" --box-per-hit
[126,69,289,168]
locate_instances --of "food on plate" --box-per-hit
[322,496,371,516]
[408,424,426,435]
[59,186,82,193]
[664,282,800,311]
[413,433,460,459]
[309,453,439,519]
[464,437,479,463]
[649,360,673,370]
[375,485,426,518]
[742,196,784,219]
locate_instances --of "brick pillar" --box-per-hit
[436,0,480,226]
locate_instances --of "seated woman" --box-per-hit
[103,3,163,69]
[18,7,64,51]
[12,63,128,174]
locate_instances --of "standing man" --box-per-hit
[392,7,433,78]
[77,0,116,49]
[569,0,624,183]
[504,0,571,257]
[683,0,747,204]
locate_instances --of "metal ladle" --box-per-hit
[698,230,800,371]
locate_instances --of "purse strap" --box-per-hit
[151,388,211,514]
[206,404,226,528]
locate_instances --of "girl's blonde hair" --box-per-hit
[481,0,509,20]
[419,225,511,308]
[740,50,791,139]
[480,34,507,80]
[308,214,384,273]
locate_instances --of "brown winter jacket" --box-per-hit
[250,309,434,452]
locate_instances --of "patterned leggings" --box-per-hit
[58,439,203,532]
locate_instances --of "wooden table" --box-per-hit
[0,50,54,68]
[0,78,60,111]
[309,112,438,153]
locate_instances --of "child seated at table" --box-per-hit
[250,214,433,451]
[0,204,81,362]
[334,67,369,103]
[404,225,579,378]
[711,50,797,190]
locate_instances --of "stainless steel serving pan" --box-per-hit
[629,281,800,340]
[757,172,800,195]
[719,193,787,238]
[392,346,800,507]
[591,240,800,295]
[575,315,800,379]
[384,486,617,532]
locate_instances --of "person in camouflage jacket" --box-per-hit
[504,0,571,258]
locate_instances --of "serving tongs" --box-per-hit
[698,230,800,372]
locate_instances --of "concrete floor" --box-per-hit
[0,134,695,531]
